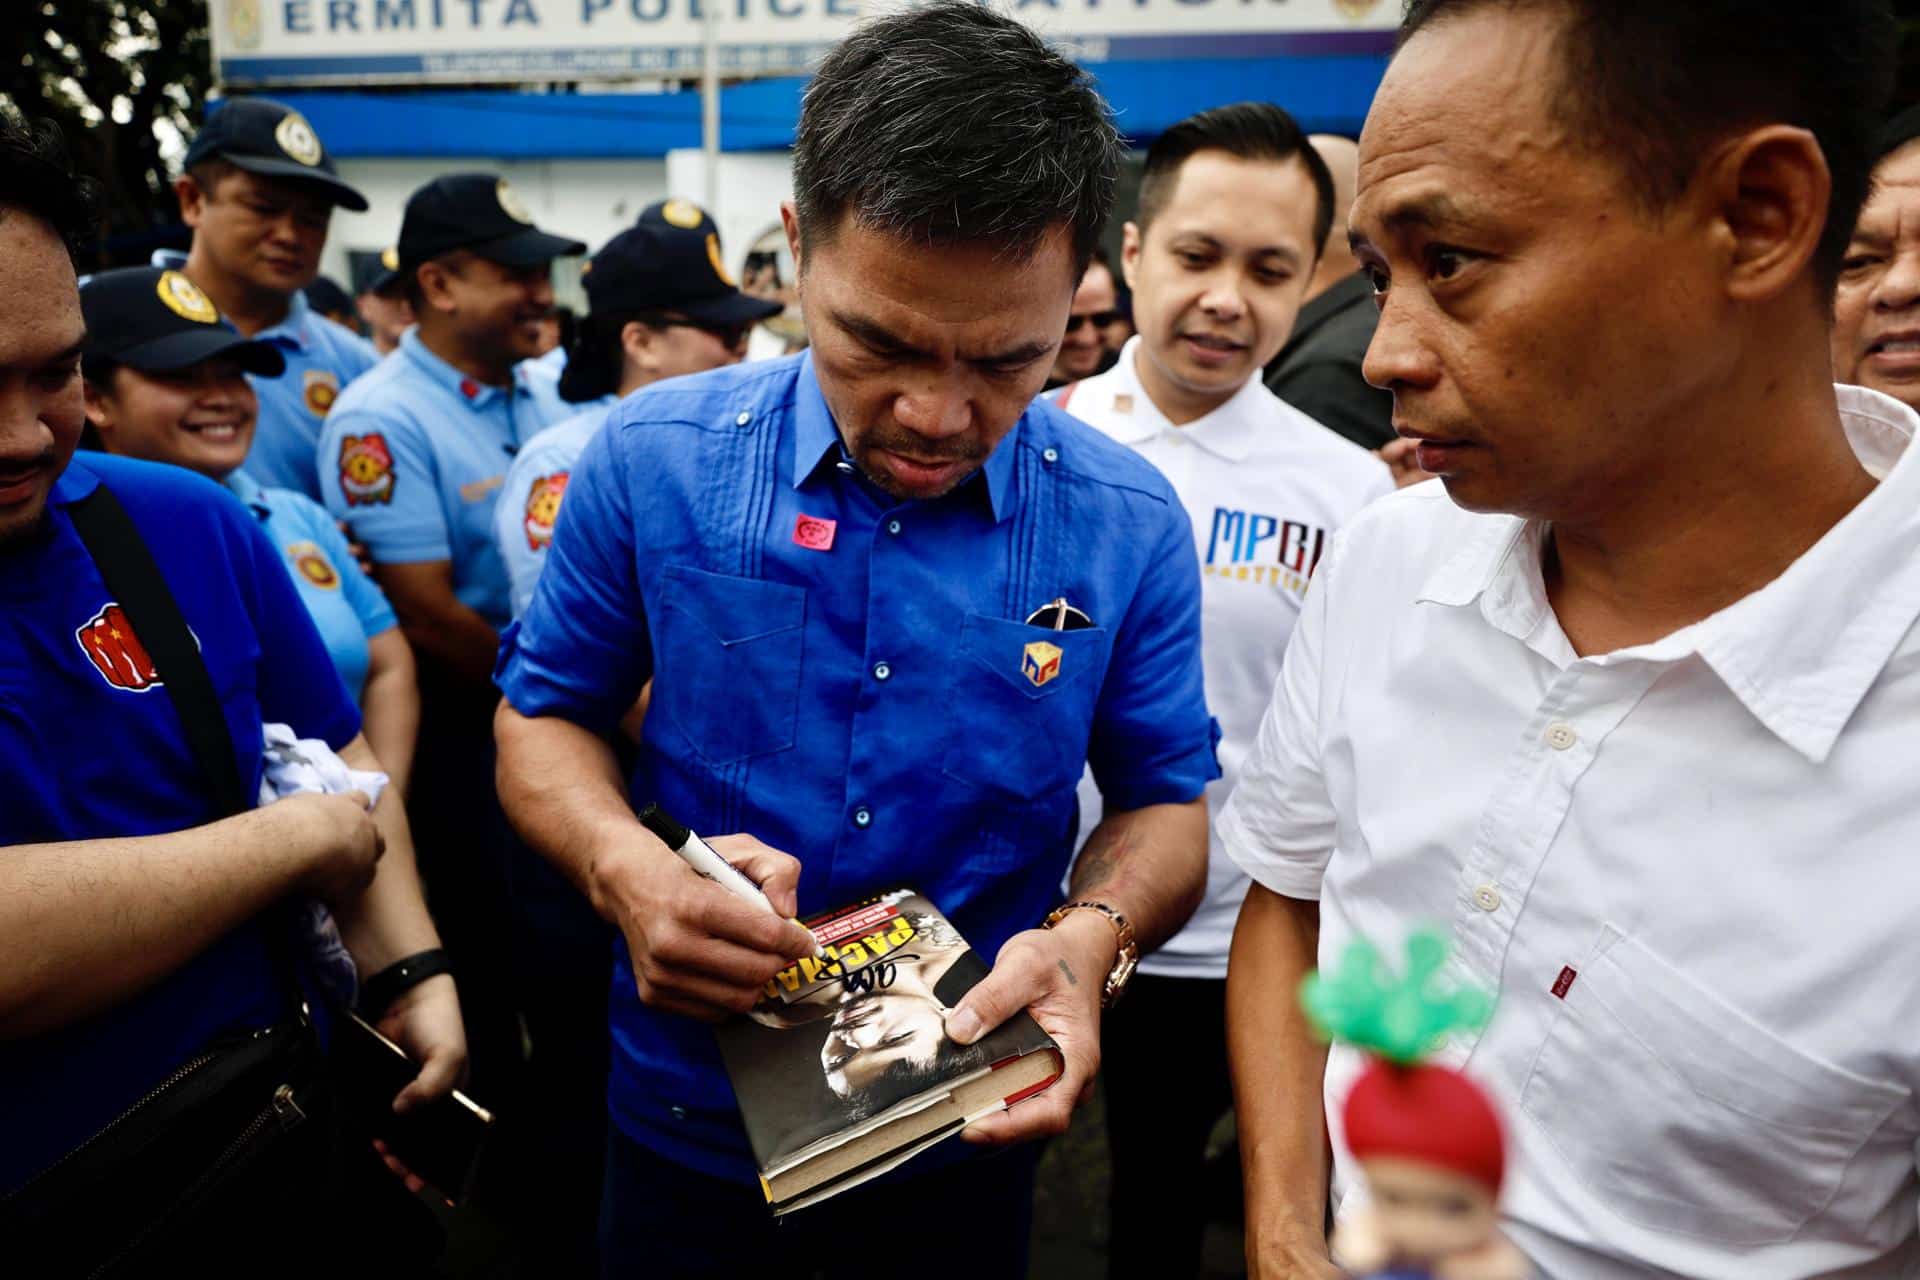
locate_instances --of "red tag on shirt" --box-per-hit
[459,378,480,399]
[793,514,837,551]
[1551,966,1578,999]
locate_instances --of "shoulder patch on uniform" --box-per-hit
[286,540,341,589]
[338,433,395,506]
[75,602,163,692]
[523,471,569,549]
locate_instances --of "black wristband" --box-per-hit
[358,948,453,1017]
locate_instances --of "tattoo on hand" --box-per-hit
[1058,958,1077,987]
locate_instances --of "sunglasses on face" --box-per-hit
[1064,310,1123,336]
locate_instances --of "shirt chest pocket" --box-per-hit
[1520,926,1910,1247]
[656,565,806,767]
[939,612,1110,802]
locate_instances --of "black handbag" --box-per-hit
[0,481,332,1277]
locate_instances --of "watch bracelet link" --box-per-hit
[1043,900,1140,1008]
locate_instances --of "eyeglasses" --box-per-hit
[1064,310,1123,336]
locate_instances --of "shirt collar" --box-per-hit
[1417,385,1920,763]
[400,328,528,410]
[789,351,1019,521]
[49,454,101,506]
[222,469,272,520]
[255,288,314,353]
[1096,337,1263,462]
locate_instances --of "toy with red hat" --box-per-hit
[1300,931,1532,1280]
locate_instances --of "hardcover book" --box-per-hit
[716,887,1064,1215]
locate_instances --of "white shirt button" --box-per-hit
[1042,447,1059,463]
[853,807,872,828]
[1545,722,1578,751]
[735,411,752,426]
[1473,884,1502,912]
[887,519,902,536]
[873,661,892,681]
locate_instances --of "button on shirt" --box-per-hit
[1058,339,1391,979]
[318,329,575,627]
[1219,386,1920,1279]
[242,288,379,501]
[493,398,615,618]
[0,453,360,1195]
[225,469,398,700]
[496,352,1218,1181]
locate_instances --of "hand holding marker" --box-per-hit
[638,803,826,959]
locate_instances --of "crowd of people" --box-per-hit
[6,0,1920,1276]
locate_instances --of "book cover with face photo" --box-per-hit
[716,887,1062,1215]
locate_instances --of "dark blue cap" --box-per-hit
[182,98,367,212]
[80,268,286,378]
[583,198,783,329]
[397,173,586,274]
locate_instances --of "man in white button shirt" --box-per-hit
[1056,102,1392,1280]
[1218,2,1915,1278]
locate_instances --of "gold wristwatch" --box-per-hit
[1042,900,1139,1008]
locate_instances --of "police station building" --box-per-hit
[210,0,1395,288]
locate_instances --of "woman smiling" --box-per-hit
[78,266,418,791]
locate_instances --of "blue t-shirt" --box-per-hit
[241,289,380,502]
[0,454,362,1195]
[317,329,575,628]
[492,403,611,619]
[226,470,398,701]
[495,353,1219,1181]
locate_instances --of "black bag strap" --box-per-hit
[66,481,250,819]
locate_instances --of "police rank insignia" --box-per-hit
[274,111,323,166]
[286,541,341,590]
[523,472,569,549]
[157,271,218,324]
[1022,640,1063,688]
[660,199,705,229]
[76,603,162,692]
[338,433,396,506]
[303,369,340,416]
[497,179,535,225]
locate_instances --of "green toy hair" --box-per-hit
[1299,929,1494,1065]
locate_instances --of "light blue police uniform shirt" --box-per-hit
[317,328,575,628]
[241,288,379,502]
[495,352,1220,1181]
[225,469,398,700]
[0,454,360,1194]
[493,402,614,618]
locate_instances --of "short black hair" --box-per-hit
[558,309,636,403]
[1137,103,1337,258]
[792,0,1123,275]
[0,108,97,267]
[1401,0,1897,295]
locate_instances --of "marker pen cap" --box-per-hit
[637,803,689,851]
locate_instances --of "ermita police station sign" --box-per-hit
[211,0,1396,85]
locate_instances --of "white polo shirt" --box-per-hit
[1060,337,1393,979]
[1220,385,1920,1278]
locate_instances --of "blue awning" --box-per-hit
[267,50,1388,158]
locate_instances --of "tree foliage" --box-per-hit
[1,0,210,258]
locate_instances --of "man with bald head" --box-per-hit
[1222,2,1920,1277]
[1833,106,1920,413]
[1264,134,1397,451]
